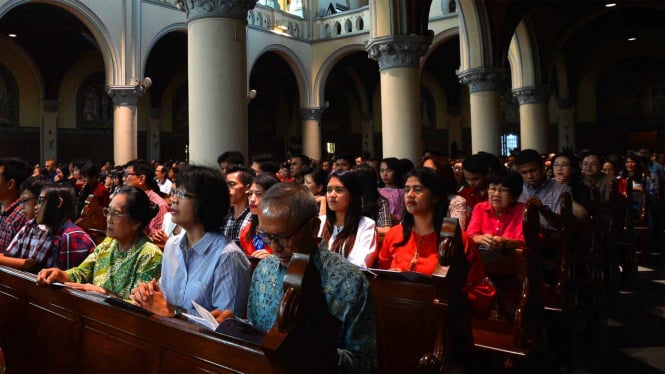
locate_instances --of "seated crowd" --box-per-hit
[1,144,663,372]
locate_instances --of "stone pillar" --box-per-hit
[361,113,374,158]
[301,108,323,161]
[458,68,505,155]
[107,86,143,165]
[557,98,576,151]
[180,0,257,166]
[367,34,432,163]
[41,100,58,162]
[514,87,549,154]
[148,108,161,163]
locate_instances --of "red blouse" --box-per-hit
[466,201,525,245]
[378,225,494,318]
[239,221,273,256]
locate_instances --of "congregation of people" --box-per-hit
[1,144,663,372]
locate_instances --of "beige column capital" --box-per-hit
[300,108,324,122]
[513,86,550,105]
[366,33,433,70]
[106,86,144,107]
[176,0,258,21]
[457,67,507,93]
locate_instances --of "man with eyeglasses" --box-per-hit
[0,158,32,252]
[515,149,571,231]
[213,183,377,372]
[123,160,169,244]
[0,175,52,271]
[581,152,610,202]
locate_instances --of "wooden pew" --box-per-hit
[0,266,282,373]
[471,199,544,369]
[0,252,339,373]
[366,218,470,373]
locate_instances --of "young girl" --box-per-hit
[378,157,404,223]
[240,174,279,258]
[318,171,377,268]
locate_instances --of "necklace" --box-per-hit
[408,235,424,271]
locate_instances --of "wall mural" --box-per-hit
[0,63,19,127]
[77,72,113,128]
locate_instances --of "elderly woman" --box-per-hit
[467,172,525,251]
[130,165,250,318]
[36,186,163,299]
[378,167,493,318]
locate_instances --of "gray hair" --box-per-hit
[260,183,318,224]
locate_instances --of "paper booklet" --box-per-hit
[183,300,219,330]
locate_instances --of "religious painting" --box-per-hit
[77,72,113,128]
[172,83,188,133]
[0,63,19,127]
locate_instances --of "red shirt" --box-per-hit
[239,221,272,256]
[467,201,525,245]
[378,225,493,318]
[458,186,487,209]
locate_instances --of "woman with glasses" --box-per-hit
[130,165,250,318]
[467,172,525,251]
[378,167,493,317]
[551,152,590,220]
[1,175,52,271]
[36,186,162,299]
[318,171,377,268]
[239,174,279,258]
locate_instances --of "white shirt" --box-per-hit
[318,215,377,268]
[157,178,173,195]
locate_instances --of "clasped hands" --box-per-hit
[129,279,235,323]
[477,234,510,252]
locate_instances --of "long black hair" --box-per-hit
[322,170,363,258]
[244,173,279,243]
[394,167,449,248]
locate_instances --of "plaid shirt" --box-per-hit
[376,198,392,228]
[54,220,96,269]
[0,198,27,253]
[5,219,58,269]
[223,206,251,242]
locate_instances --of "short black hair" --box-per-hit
[217,151,245,166]
[40,184,77,232]
[487,171,523,198]
[115,186,159,230]
[514,149,542,166]
[225,164,256,186]
[291,153,312,167]
[19,175,51,197]
[79,161,99,178]
[0,157,32,191]
[177,165,230,232]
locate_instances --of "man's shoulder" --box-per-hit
[319,250,369,288]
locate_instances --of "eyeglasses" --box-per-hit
[488,186,511,195]
[102,208,131,220]
[123,172,140,178]
[582,161,600,167]
[256,216,314,248]
[19,197,38,206]
[552,163,571,168]
[170,189,195,200]
[37,196,46,205]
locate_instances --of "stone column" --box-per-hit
[107,86,143,165]
[148,108,161,163]
[180,0,257,166]
[514,87,549,154]
[557,98,576,151]
[41,100,58,162]
[367,34,432,162]
[301,108,323,161]
[458,68,505,155]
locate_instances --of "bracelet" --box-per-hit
[173,305,187,318]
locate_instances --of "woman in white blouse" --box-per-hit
[318,171,377,268]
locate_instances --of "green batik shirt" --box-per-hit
[66,235,163,299]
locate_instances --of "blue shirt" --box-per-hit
[160,232,250,317]
[247,248,377,373]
